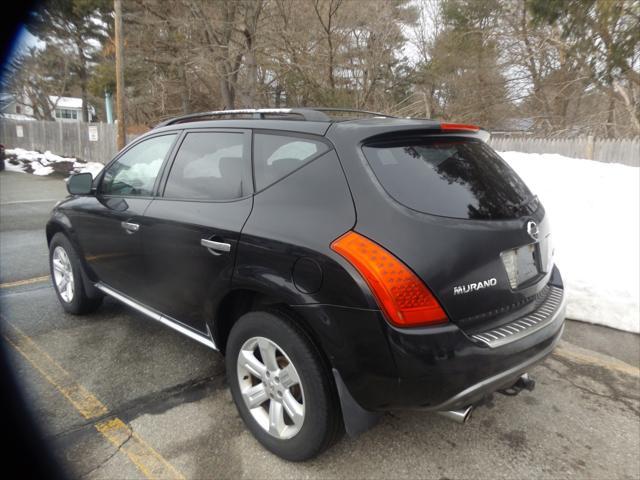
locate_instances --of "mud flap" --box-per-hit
[332,368,382,437]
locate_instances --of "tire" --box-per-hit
[226,310,342,461]
[49,233,102,315]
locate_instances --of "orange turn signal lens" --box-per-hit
[331,231,448,327]
[440,122,480,132]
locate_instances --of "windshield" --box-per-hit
[362,137,538,220]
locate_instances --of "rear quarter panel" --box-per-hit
[234,149,368,307]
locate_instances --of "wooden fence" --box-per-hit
[489,135,639,167]
[1,118,638,167]
[0,118,120,164]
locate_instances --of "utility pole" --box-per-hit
[114,0,126,150]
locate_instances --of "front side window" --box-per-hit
[253,133,329,190]
[100,134,177,196]
[164,132,247,201]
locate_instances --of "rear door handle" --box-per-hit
[121,221,140,233]
[201,238,231,255]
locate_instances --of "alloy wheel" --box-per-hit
[237,336,305,440]
[52,246,74,303]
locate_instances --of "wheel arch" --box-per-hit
[46,216,101,299]
[46,216,71,245]
[211,288,326,365]
[212,288,380,439]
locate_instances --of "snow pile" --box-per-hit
[501,151,639,334]
[3,148,104,178]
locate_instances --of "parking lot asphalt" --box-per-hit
[1,170,639,479]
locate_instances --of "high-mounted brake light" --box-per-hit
[440,122,480,132]
[331,231,448,327]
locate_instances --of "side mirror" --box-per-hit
[67,172,93,195]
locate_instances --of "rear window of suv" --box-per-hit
[362,137,538,220]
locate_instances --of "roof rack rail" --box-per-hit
[307,107,395,118]
[154,107,395,128]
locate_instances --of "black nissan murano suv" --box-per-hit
[47,108,566,460]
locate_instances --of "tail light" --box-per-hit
[440,123,480,132]
[331,231,448,327]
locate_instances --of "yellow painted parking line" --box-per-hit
[3,321,185,480]
[96,418,186,480]
[0,275,50,289]
[554,343,640,378]
[3,323,108,419]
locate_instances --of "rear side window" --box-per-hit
[362,137,537,220]
[254,133,329,190]
[164,132,247,201]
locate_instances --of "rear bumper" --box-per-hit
[294,267,566,413]
[430,316,564,411]
[384,285,565,411]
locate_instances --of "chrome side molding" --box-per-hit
[95,283,217,351]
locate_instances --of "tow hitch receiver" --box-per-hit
[498,373,536,396]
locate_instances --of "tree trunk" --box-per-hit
[242,0,262,107]
[220,76,235,110]
[605,93,615,138]
[81,84,89,122]
[613,81,640,134]
[274,84,282,108]
[180,64,190,114]
[76,39,89,122]
[243,29,257,106]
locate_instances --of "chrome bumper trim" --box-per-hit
[471,286,566,348]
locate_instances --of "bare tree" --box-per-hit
[3,46,72,120]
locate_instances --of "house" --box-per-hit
[0,94,96,122]
[49,96,96,122]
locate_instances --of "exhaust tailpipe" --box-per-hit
[437,405,473,424]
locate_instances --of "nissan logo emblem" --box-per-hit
[526,220,539,241]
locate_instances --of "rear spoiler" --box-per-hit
[363,123,490,145]
[440,123,490,142]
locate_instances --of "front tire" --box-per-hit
[49,233,102,315]
[226,310,342,461]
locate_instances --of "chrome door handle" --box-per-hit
[201,238,231,254]
[121,221,140,233]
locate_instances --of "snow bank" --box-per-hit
[3,148,104,178]
[500,151,640,334]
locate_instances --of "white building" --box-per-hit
[0,95,96,122]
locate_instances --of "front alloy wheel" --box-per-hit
[52,245,74,303]
[237,336,305,439]
[49,233,102,315]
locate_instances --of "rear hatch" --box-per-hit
[358,134,554,331]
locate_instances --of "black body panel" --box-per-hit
[233,149,368,308]
[292,267,564,411]
[61,195,152,298]
[140,197,253,332]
